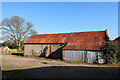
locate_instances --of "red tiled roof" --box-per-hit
[0,46,6,49]
[25,31,107,50]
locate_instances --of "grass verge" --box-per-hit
[3,51,24,57]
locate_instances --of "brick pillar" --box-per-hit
[46,45,51,57]
[24,44,26,56]
[62,50,65,60]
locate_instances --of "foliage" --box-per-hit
[2,40,18,49]
[113,36,120,61]
[105,33,110,42]
[103,35,118,64]
[1,16,37,51]
[9,49,18,54]
[3,50,24,57]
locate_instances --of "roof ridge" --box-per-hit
[33,30,106,36]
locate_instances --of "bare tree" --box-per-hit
[0,23,2,43]
[1,16,37,51]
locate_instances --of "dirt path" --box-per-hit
[2,55,115,70]
[2,55,120,79]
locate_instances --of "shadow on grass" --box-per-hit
[11,53,24,57]
[2,66,120,79]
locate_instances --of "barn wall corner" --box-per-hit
[62,50,65,60]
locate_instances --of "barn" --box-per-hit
[24,30,107,63]
[112,36,120,61]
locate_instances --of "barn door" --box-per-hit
[86,51,97,63]
[64,50,85,62]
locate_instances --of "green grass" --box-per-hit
[3,51,24,57]
[63,60,91,65]
[17,51,24,53]
[56,59,62,61]
[3,53,13,55]
[61,60,120,67]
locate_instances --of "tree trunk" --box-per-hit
[18,46,21,51]
[18,41,21,51]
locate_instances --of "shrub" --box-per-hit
[102,34,118,64]
[103,41,118,64]
[9,49,18,53]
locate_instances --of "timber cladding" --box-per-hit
[24,43,64,59]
